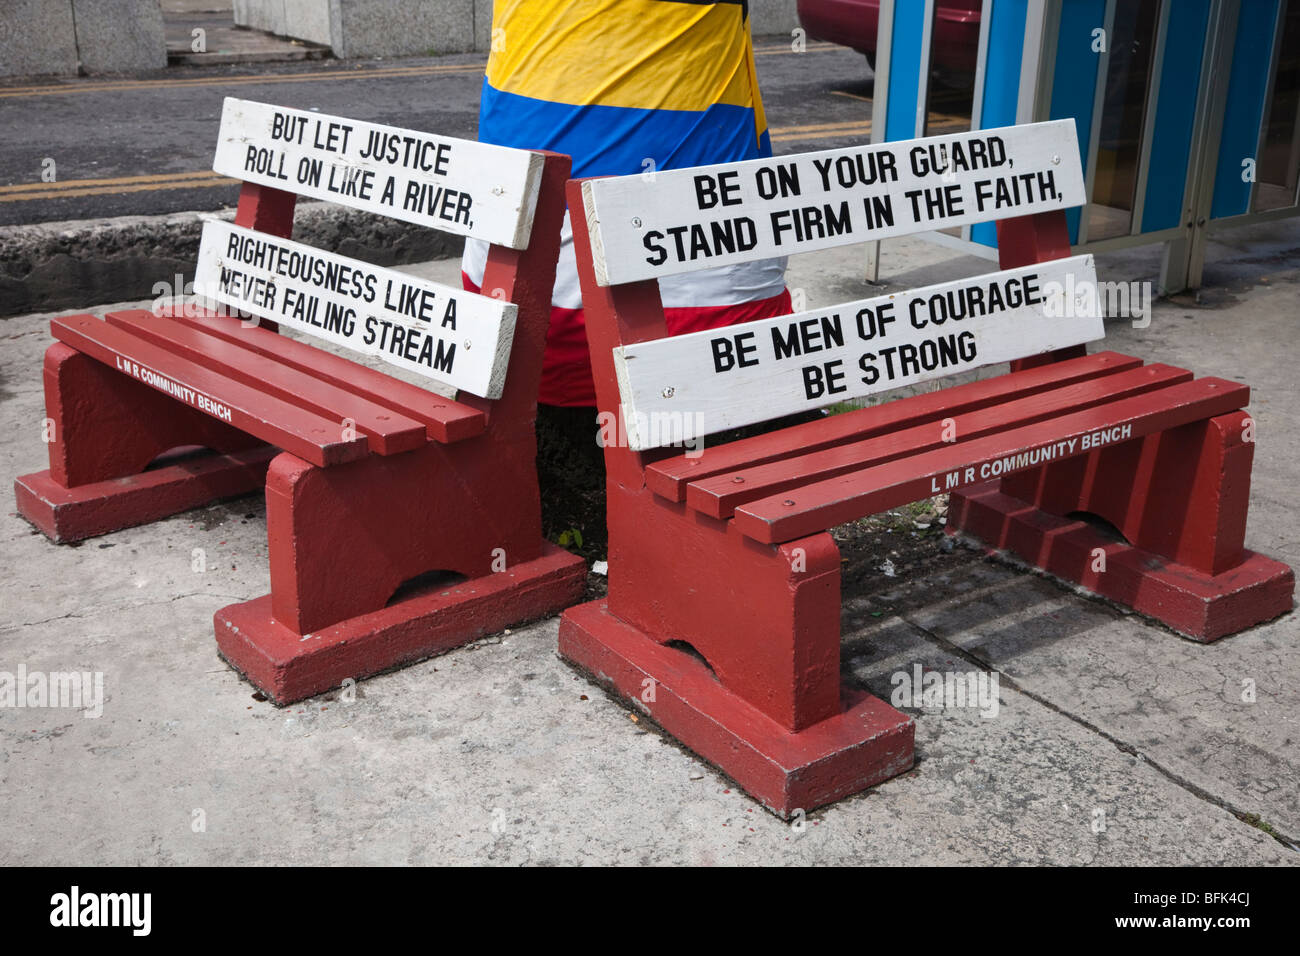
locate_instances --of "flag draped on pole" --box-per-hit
[462,0,791,407]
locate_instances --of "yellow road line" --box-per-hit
[774,120,871,134]
[0,42,841,99]
[771,123,870,142]
[0,62,484,98]
[1,119,979,205]
[0,170,228,194]
[0,175,235,203]
[754,42,839,56]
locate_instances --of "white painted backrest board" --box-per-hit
[582,119,1085,286]
[213,97,544,249]
[195,219,516,399]
[614,255,1105,450]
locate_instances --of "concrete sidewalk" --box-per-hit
[0,223,1296,865]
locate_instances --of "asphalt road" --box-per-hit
[0,39,917,228]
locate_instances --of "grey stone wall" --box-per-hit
[0,0,166,77]
[236,0,488,55]
[749,0,801,38]
[0,0,81,77]
[231,0,800,58]
[71,0,168,73]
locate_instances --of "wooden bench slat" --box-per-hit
[104,310,428,457]
[646,350,1143,502]
[51,314,371,468]
[687,363,1194,519]
[157,307,487,444]
[730,378,1250,544]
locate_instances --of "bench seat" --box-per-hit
[643,353,1248,543]
[51,310,491,468]
[138,307,486,445]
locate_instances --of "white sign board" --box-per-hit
[582,120,1085,285]
[195,220,515,399]
[212,97,544,249]
[614,255,1103,450]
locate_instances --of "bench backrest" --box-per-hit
[194,97,552,401]
[573,119,1103,451]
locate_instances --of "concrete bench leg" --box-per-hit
[15,342,272,543]
[949,410,1294,640]
[215,446,587,704]
[558,485,915,818]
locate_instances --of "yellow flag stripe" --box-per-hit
[487,0,756,114]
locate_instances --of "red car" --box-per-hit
[797,0,982,84]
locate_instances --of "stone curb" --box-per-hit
[0,202,463,318]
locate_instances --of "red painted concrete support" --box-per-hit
[221,543,584,704]
[14,341,269,542]
[558,178,915,816]
[947,488,1293,641]
[949,410,1294,640]
[14,181,303,541]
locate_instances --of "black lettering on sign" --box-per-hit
[644,230,667,266]
[858,330,978,387]
[322,301,356,337]
[312,119,353,153]
[854,302,896,340]
[770,201,852,246]
[769,314,845,361]
[384,278,439,323]
[812,151,899,191]
[244,145,290,181]
[660,218,758,262]
[906,273,1044,329]
[403,181,473,224]
[710,331,760,373]
[326,164,375,201]
[801,360,847,400]
[754,162,802,200]
[297,156,324,188]
[694,171,742,209]
[908,136,1007,176]
[367,318,456,373]
[270,112,308,145]
[358,130,453,174]
[903,184,964,221]
[973,170,1059,212]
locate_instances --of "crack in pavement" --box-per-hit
[883,598,1300,854]
[0,590,251,632]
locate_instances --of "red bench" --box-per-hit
[560,120,1294,816]
[15,98,586,703]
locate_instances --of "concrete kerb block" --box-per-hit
[0,203,463,318]
[748,0,801,38]
[0,0,80,78]
[234,0,288,37]
[473,0,493,52]
[332,0,476,58]
[235,0,479,55]
[71,0,167,73]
